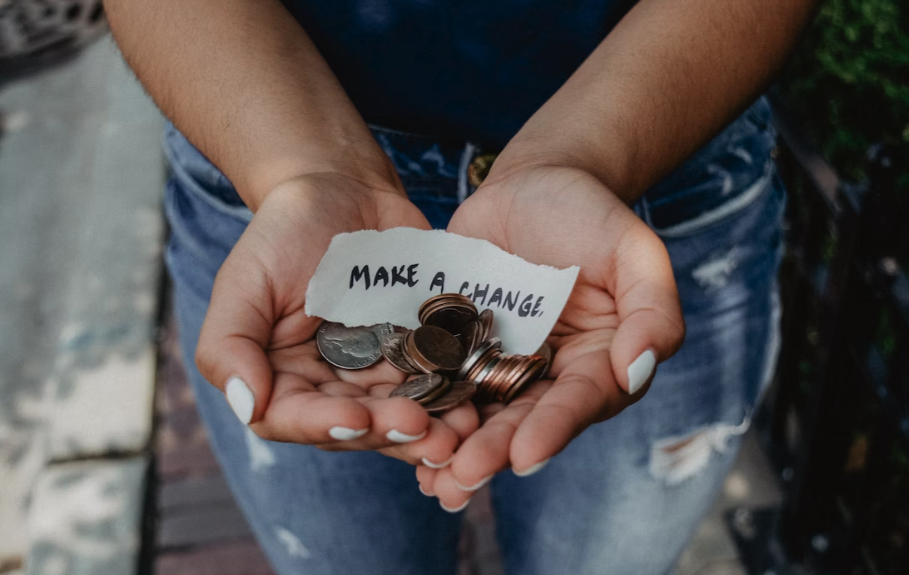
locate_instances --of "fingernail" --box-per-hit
[225,376,254,425]
[387,429,427,443]
[329,427,368,441]
[418,484,434,496]
[422,455,454,469]
[455,475,492,492]
[514,458,550,477]
[440,498,471,513]
[627,349,656,395]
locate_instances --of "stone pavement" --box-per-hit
[0,36,163,574]
[0,34,782,575]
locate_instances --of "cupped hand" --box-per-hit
[425,165,685,509]
[195,173,479,466]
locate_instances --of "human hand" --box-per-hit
[195,174,479,466]
[420,165,685,509]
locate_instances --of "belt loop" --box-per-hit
[458,142,478,204]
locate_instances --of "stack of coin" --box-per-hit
[457,338,548,403]
[419,294,478,335]
[316,295,551,410]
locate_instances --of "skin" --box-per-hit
[105,0,818,509]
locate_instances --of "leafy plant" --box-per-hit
[777,0,909,190]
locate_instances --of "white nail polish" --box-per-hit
[440,498,471,513]
[329,427,368,441]
[226,376,254,425]
[386,429,427,443]
[627,350,656,395]
[455,475,492,492]
[422,455,454,469]
[418,484,434,497]
[514,458,550,477]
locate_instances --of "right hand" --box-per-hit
[195,173,479,466]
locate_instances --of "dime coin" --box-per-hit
[410,325,466,372]
[416,374,453,404]
[424,381,477,414]
[390,373,447,402]
[380,333,421,374]
[316,322,382,369]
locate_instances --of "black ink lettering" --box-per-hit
[503,290,520,311]
[531,296,544,317]
[407,264,420,287]
[391,265,408,286]
[473,284,490,306]
[350,265,370,290]
[373,266,389,287]
[459,281,471,296]
[518,294,534,317]
[429,272,445,294]
[488,288,503,308]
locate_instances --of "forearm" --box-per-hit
[105,0,399,210]
[491,0,819,202]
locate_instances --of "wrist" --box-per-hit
[242,149,405,213]
[488,125,640,205]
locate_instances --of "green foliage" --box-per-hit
[777,0,909,189]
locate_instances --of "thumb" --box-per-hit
[609,226,685,395]
[195,258,275,425]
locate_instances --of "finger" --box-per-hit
[431,467,475,513]
[438,402,480,442]
[610,225,685,394]
[416,465,438,496]
[509,352,624,471]
[196,255,275,425]
[253,372,373,443]
[377,417,459,467]
[448,399,536,492]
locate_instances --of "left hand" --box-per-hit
[419,165,685,509]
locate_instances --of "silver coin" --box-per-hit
[457,337,502,380]
[316,322,382,369]
[390,373,447,402]
[371,322,395,341]
[381,333,421,374]
[424,381,477,414]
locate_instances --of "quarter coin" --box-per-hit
[316,322,382,369]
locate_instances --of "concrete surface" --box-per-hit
[0,35,164,571]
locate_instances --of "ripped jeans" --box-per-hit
[163,96,784,575]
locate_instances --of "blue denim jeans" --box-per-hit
[163,96,784,575]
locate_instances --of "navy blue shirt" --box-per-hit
[282,1,637,148]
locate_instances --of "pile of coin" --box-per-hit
[315,294,550,413]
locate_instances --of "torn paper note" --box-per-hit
[305,228,580,355]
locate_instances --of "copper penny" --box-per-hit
[458,320,484,357]
[477,308,494,340]
[411,325,466,372]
